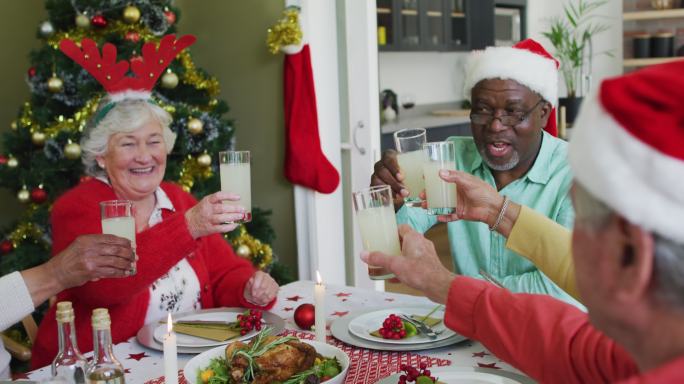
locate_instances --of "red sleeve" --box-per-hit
[202,234,276,310]
[444,277,638,383]
[51,182,198,307]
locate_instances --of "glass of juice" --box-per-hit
[100,200,136,275]
[353,185,401,280]
[219,150,252,223]
[423,141,457,215]
[394,128,426,207]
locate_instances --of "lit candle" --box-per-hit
[314,271,326,343]
[163,312,178,384]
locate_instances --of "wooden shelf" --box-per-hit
[377,7,392,14]
[623,57,682,67]
[623,8,684,21]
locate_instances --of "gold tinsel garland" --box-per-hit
[47,20,159,49]
[20,97,101,138]
[266,7,303,54]
[178,154,213,192]
[9,222,44,248]
[178,51,220,97]
[230,226,274,271]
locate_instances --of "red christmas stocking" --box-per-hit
[283,44,340,194]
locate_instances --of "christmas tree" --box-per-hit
[0,1,289,306]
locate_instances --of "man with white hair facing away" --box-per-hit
[362,60,684,382]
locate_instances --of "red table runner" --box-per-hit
[145,330,451,384]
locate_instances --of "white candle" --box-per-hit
[314,271,326,343]
[163,313,178,384]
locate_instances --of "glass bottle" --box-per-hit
[85,308,125,384]
[51,301,87,383]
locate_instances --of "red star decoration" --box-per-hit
[472,351,490,358]
[283,307,294,311]
[124,368,131,374]
[477,362,501,370]
[341,298,348,302]
[11,372,31,379]
[127,352,150,361]
[331,311,349,317]
[335,292,352,297]
[286,295,303,301]
[385,298,395,302]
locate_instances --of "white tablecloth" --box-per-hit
[22,281,525,382]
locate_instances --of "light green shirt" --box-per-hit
[397,131,580,307]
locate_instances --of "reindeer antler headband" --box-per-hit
[59,34,196,124]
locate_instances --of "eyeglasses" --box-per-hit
[470,99,545,127]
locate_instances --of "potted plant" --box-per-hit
[543,0,611,124]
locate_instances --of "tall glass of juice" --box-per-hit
[100,200,136,275]
[393,128,426,207]
[353,185,401,280]
[423,141,457,215]
[219,150,252,223]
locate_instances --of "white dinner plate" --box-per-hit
[136,307,285,353]
[374,366,536,384]
[183,338,350,384]
[331,308,467,352]
[348,306,455,345]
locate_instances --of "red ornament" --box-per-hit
[91,14,107,28]
[30,187,48,204]
[124,31,140,43]
[0,240,13,255]
[293,303,316,330]
[28,67,36,78]
[79,175,93,184]
[164,10,176,25]
[0,155,7,165]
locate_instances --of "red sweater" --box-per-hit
[445,277,684,383]
[32,180,274,368]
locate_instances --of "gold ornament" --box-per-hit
[161,71,179,89]
[17,188,30,203]
[236,244,252,258]
[10,121,17,131]
[75,13,90,29]
[7,157,18,168]
[187,118,204,135]
[64,141,82,160]
[32,131,46,146]
[267,7,303,54]
[122,5,141,24]
[47,75,64,93]
[197,153,211,167]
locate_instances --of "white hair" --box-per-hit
[80,98,176,178]
[573,182,684,309]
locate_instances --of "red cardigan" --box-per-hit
[444,277,684,383]
[31,179,274,368]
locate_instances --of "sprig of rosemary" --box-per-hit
[229,327,298,382]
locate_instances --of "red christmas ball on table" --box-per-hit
[294,303,316,330]
[91,14,107,28]
[0,240,13,255]
[30,186,47,204]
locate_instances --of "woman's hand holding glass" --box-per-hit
[243,270,279,306]
[185,191,246,239]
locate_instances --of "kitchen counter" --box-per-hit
[381,102,471,134]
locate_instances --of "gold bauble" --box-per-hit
[122,5,141,24]
[10,121,17,131]
[197,153,211,167]
[7,157,18,168]
[161,71,179,89]
[75,13,90,29]
[64,142,82,160]
[187,118,204,135]
[17,188,30,203]
[32,131,46,146]
[47,75,64,93]
[236,244,252,258]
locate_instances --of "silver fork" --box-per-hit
[399,314,442,339]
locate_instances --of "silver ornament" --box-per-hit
[39,21,55,37]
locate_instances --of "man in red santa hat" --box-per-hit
[363,60,684,382]
[371,39,579,306]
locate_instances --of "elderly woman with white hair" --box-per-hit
[31,97,279,367]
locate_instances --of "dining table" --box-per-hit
[18,280,529,383]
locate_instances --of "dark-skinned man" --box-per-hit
[371,39,579,306]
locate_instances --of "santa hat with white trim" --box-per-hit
[569,60,684,242]
[463,39,559,137]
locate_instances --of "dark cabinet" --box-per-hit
[377,0,494,52]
